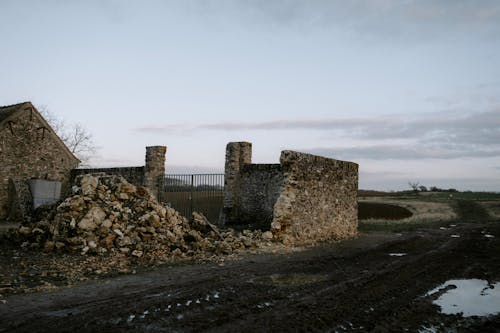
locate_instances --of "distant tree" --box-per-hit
[418,185,428,192]
[38,106,97,166]
[408,181,420,194]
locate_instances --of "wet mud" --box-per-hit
[1,219,499,332]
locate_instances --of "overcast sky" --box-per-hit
[1,0,499,191]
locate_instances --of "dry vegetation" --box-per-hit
[359,198,457,224]
[358,191,500,235]
[482,201,500,219]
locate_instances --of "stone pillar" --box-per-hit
[144,146,167,200]
[221,142,252,225]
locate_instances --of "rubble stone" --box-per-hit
[10,174,271,259]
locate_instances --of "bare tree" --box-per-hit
[408,181,420,194]
[38,106,97,166]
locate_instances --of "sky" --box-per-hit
[1,0,499,191]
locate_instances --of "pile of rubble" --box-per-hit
[10,174,273,259]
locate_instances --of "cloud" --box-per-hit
[133,108,500,160]
[198,118,386,131]
[298,109,500,160]
[132,124,195,135]
[182,0,500,42]
[198,109,500,144]
[304,144,500,161]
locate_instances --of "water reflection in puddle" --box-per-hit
[426,279,500,317]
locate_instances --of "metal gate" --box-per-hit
[159,174,224,224]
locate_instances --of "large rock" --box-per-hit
[80,174,99,196]
[78,207,106,231]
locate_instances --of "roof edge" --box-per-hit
[1,102,81,164]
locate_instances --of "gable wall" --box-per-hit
[0,108,79,219]
[271,150,358,246]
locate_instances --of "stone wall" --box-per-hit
[222,142,358,245]
[7,179,33,223]
[239,164,284,229]
[0,105,79,219]
[71,146,166,200]
[271,150,358,246]
[72,167,145,187]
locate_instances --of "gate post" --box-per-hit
[221,142,252,225]
[144,146,167,200]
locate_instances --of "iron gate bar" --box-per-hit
[160,174,224,223]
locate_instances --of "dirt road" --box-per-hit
[1,219,499,332]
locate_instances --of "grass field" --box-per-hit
[358,191,500,233]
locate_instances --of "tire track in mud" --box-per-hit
[1,223,499,332]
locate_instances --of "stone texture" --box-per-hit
[238,164,284,229]
[72,146,166,201]
[72,167,145,188]
[271,150,358,246]
[144,146,167,200]
[7,179,33,223]
[221,142,252,225]
[9,174,270,257]
[222,142,358,246]
[0,102,80,220]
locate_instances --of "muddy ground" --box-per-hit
[1,200,500,332]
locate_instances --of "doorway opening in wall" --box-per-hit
[158,174,224,224]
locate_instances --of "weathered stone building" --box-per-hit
[1,101,356,248]
[0,102,80,220]
[222,142,358,246]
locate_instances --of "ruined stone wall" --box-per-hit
[222,142,358,245]
[71,146,166,200]
[239,164,284,229]
[72,167,145,187]
[0,108,79,219]
[271,151,358,246]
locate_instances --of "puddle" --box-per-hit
[426,279,500,317]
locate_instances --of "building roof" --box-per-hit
[0,101,80,164]
[0,102,27,124]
